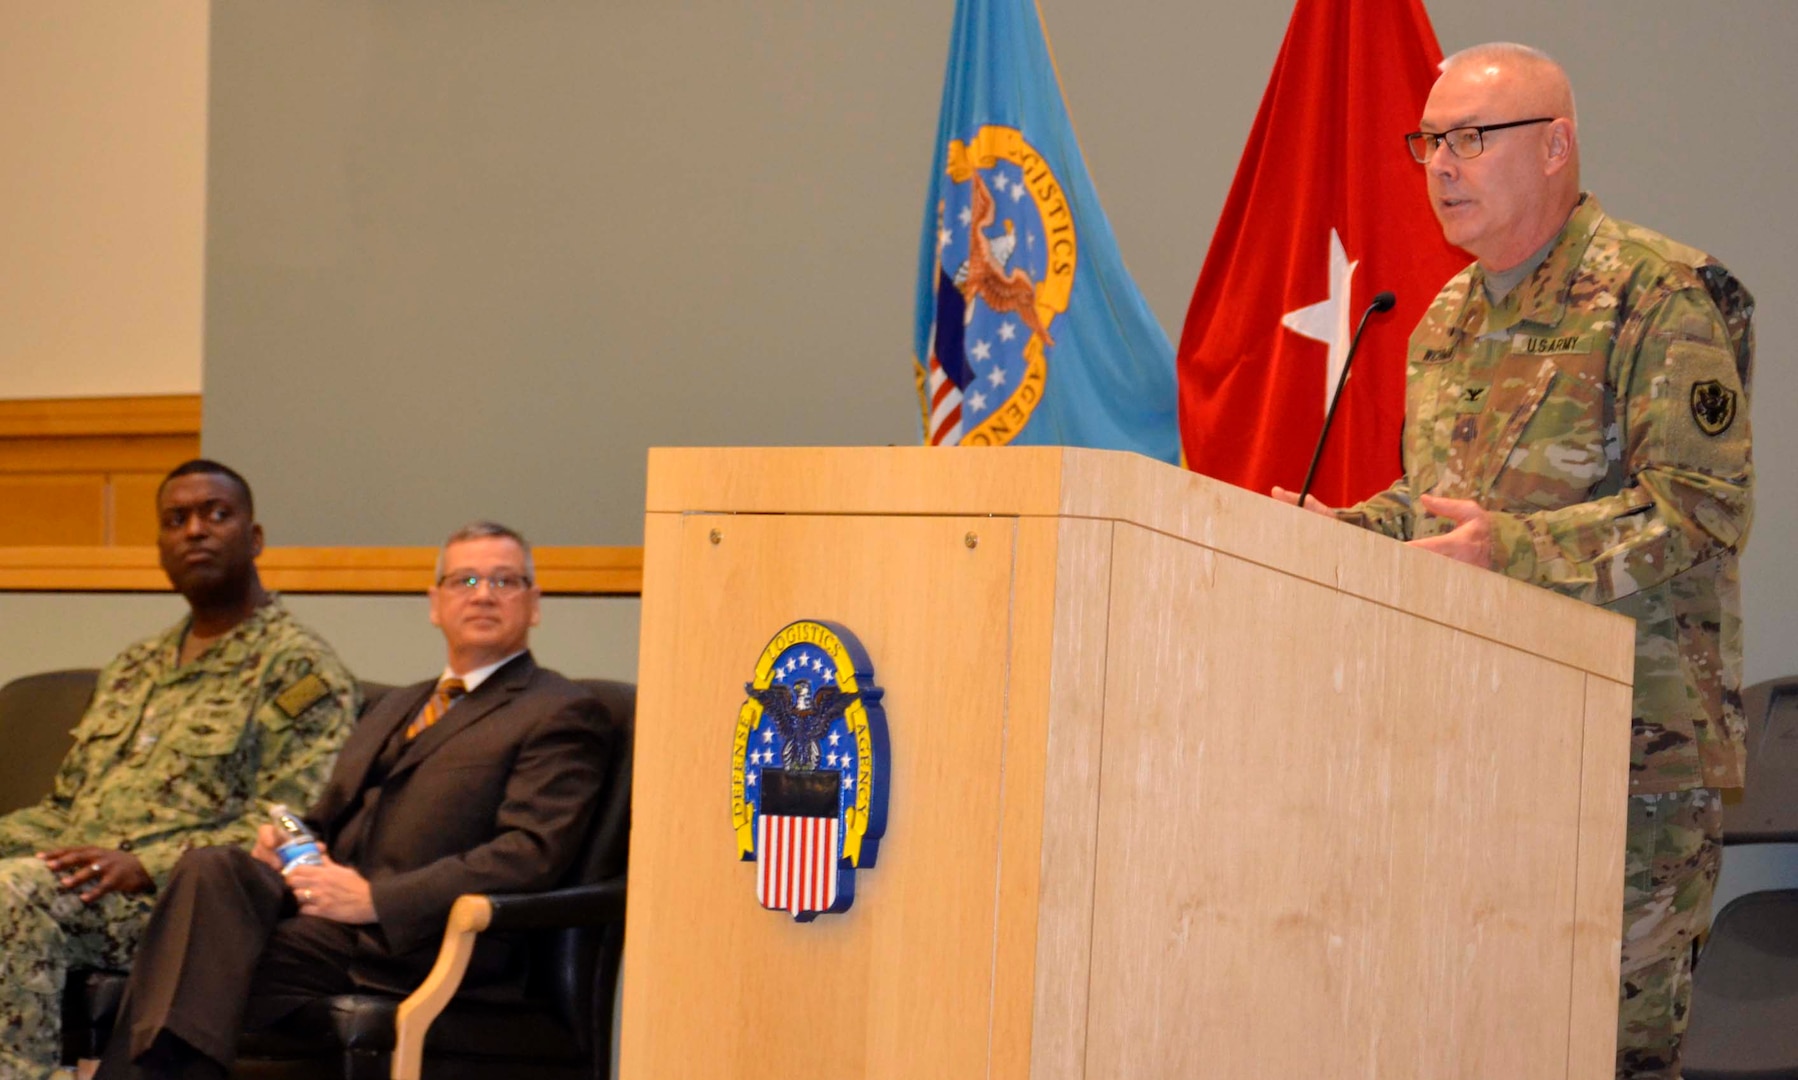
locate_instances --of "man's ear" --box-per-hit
[251,522,265,559]
[1544,118,1575,175]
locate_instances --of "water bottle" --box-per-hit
[267,802,324,872]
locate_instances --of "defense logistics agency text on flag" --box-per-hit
[913,0,1178,462]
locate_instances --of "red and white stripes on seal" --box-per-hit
[756,813,840,918]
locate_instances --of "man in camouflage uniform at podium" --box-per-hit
[0,460,357,1080]
[1277,44,1753,1078]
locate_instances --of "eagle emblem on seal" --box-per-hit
[743,679,860,771]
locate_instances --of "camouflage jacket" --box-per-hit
[1340,194,1754,795]
[0,598,359,885]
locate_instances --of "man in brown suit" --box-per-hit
[95,521,611,1080]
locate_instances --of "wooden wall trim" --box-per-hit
[0,395,203,438]
[0,546,644,596]
[0,435,199,473]
[1,395,204,545]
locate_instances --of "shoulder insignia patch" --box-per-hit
[274,673,330,719]
[731,619,888,920]
[1690,380,1737,436]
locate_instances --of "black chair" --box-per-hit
[1683,675,1798,1079]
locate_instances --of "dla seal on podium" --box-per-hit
[730,620,889,920]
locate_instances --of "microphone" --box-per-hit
[1296,290,1397,509]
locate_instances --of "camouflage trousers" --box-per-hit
[0,856,153,1080]
[1617,788,1722,1080]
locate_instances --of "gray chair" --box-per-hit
[1683,676,1798,1079]
[0,669,94,815]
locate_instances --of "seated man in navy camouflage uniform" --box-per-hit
[0,460,359,1080]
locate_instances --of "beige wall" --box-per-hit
[0,2,207,399]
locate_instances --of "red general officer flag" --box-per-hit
[1176,0,1469,507]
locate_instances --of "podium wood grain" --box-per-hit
[623,512,1023,1077]
[624,447,1632,1080]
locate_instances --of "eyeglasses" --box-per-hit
[437,573,534,595]
[1405,117,1555,163]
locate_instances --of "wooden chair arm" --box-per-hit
[391,894,494,1080]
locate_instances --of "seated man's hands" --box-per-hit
[257,821,337,874]
[39,845,153,903]
[251,823,285,873]
[259,822,365,922]
[286,858,378,924]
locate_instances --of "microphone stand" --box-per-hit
[1297,292,1395,509]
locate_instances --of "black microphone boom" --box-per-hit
[1296,290,1397,509]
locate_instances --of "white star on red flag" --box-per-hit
[1279,227,1359,414]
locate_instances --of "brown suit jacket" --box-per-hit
[93,654,613,1066]
[305,652,608,957]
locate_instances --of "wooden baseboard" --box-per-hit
[0,546,643,596]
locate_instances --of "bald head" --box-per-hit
[1440,43,1577,124]
[1419,43,1581,269]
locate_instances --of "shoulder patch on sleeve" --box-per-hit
[1691,379,1737,436]
[275,673,331,719]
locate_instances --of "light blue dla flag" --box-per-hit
[912,0,1177,461]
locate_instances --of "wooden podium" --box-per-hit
[620,447,1632,1080]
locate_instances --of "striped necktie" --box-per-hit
[405,677,466,740]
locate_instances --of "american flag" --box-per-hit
[921,197,970,446]
[924,352,966,445]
